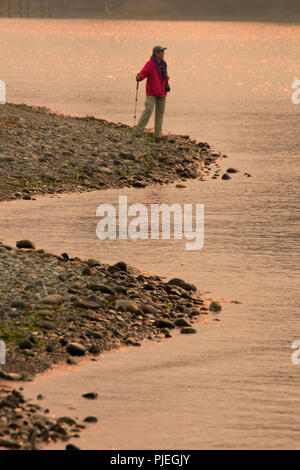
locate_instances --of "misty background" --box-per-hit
[1,0,300,22]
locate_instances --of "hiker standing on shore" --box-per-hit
[135,45,170,140]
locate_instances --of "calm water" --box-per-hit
[0,19,299,449]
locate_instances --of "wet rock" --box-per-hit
[154,319,175,329]
[66,443,81,450]
[86,259,101,267]
[16,239,35,249]
[180,327,197,334]
[189,309,201,316]
[167,278,197,292]
[125,339,141,346]
[50,422,68,436]
[108,261,127,273]
[67,358,78,365]
[226,168,239,173]
[82,393,98,400]
[88,345,101,355]
[0,371,24,381]
[57,416,77,426]
[174,318,191,327]
[83,416,98,423]
[66,342,86,356]
[0,438,21,449]
[209,301,222,312]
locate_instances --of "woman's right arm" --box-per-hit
[136,61,151,81]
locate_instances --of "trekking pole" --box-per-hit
[133,80,139,129]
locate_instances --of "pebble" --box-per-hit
[180,327,197,334]
[42,294,64,305]
[109,261,127,273]
[83,416,98,423]
[66,343,86,356]
[67,358,78,365]
[82,393,98,400]
[16,239,35,249]
[209,301,222,312]
[167,278,197,292]
[86,259,101,267]
[0,438,21,449]
[115,299,139,313]
[174,318,191,327]
[88,345,101,355]
[154,319,175,329]
[66,444,80,450]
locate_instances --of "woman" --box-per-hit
[135,45,170,140]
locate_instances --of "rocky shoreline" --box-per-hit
[0,239,223,450]
[0,240,222,376]
[0,102,226,450]
[0,102,226,203]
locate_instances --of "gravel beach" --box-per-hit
[0,102,226,450]
[0,102,226,203]
[0,240,223,450]
[0,241,218,377]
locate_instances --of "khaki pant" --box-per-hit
[136,95,166,138]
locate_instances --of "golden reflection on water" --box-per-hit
[0,18,299,110]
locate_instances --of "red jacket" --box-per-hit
[139,56,168,98]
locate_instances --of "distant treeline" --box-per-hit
[1,0,300,20]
